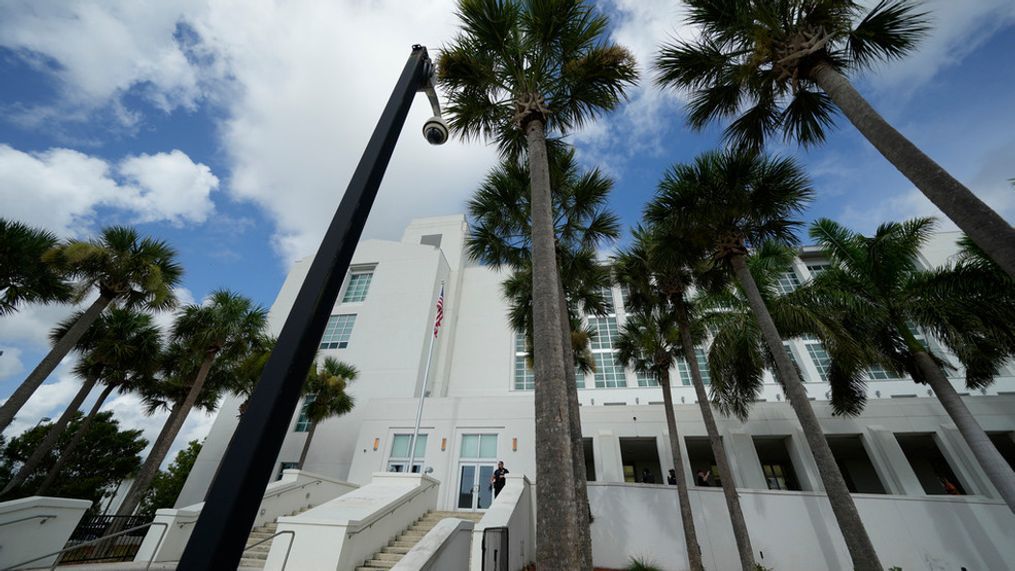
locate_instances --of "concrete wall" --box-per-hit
[266,473,438,571]
[587,482,1015,571]
[0,496,91,569]
[469,475,534,571]
[136,469,356,563]
[392,518,474,571]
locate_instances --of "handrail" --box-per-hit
[2,521,168,571]
[241,530,296,570]
[347,481,437,537]
[0,514,56,528]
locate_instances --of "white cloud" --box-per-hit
[101,392,217,468]
[119,150,219,225]
[0,347,24,381]
[2,372,81,437]
[0,0,208,124]
[0,145,218,237]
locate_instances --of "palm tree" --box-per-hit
[805,217,1015,511]
[0,226,182,434]
[440,2,636,564]
[1,308,162,497]
[465,144,619,565]
[614,226,756,571]
[654,0,1015,277]
[0,219,71,315]
[297,358,357,468]
[615,309,703,570]
[114,290,267,517]
[647,149,882,570]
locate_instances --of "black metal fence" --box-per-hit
[59,514,151,564]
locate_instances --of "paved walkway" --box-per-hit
[49,563,260,571]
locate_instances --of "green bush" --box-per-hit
[625,557,662,571]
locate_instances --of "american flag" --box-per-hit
[433,285,445,338]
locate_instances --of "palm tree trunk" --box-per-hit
[525,116,583,570]
[811,63,1015,278]
[556,280,593,569]
[298,422,318,469]
[730,253,883,570]
[1,376,98,496]
[115,352,215,518]
[660,369,704,571]
[0,295,112,434]
[37,383,116,496]
[674,300,756,570]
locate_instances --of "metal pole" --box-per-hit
[177,45,436,571]
[407,281,443,472]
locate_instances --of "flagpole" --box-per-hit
[408,281,443,472]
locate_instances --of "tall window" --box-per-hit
[867,365,901,381]
[636,369,659,387]
[514,332,535,391]
[389,434,428,473]
[588,314,625,388]
[593,352,626,388]
[319,314,356,349]
[775,271,801,294]
[676,349,710,386]
[598,286,615,313]
[295,395,315,432]
[342,272,373,303]
[805,342,832,382]
[805,263,829,277]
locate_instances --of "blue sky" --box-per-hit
[1,0,1013,463]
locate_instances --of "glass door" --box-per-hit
[456,433,499,511]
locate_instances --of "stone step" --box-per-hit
[239,557,267,568]
[381,546,411,555]
[244,543,272,554]
[261,523,278,531]
[248,530,276,539]
[391,540,418,549]
[364,559,397,569]
[397,532,427,541]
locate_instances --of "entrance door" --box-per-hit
[456,463,495,510]
[456,433,498,511]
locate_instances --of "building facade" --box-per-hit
[176,215,1015,518]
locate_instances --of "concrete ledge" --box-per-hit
[392,518,474,570]
[0,495,92,570]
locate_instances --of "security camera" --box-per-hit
[423,116,449,146]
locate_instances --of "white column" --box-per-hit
[724,430,766,490]
[863,425,923,495]
[595,431,625,483]
[936,425,997,498]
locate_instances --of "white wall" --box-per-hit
[0,496,91,569]
[587,482,1015,571]
[136,469,357,564]
[266,473,438,571]
[392,518,474,571]
[469,475,534,571]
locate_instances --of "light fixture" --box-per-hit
[441,437,447,452]
[512,438,518,452]
[373,438,379,451]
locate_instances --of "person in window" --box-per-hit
[491,460,509,497]
[641,468,656,484]
[696,468,712,487]
[667,469,677,486]
[939,476,960,495]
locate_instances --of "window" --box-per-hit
[277,462,299,480]
[389,434,428,473]
[636,370,659,387]
[754,436,802,491]
[294,395,315,432]
[460,434,498,459]
[513,332,535,391]
[588,316,619,350]
[676,349,710,386]
[775,271,801,294]
[805,263,830,276]
[594,352,626,388]
[342,272,373,303]
[867,365,901,381]
[805,343,832,382]
[598,286,615,314]
[319,314,356,349]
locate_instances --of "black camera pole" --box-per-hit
[177,45,436,571]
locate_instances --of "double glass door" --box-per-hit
[456,433,498,511]
[457,463,495,510]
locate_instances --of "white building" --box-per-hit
[176,215,1015,569]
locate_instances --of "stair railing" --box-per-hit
[346,481,437,537]
[3,521,168,571]
[241,529,296,570]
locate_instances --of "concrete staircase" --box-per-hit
[355,510,484,571]
[238,507,312,569]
